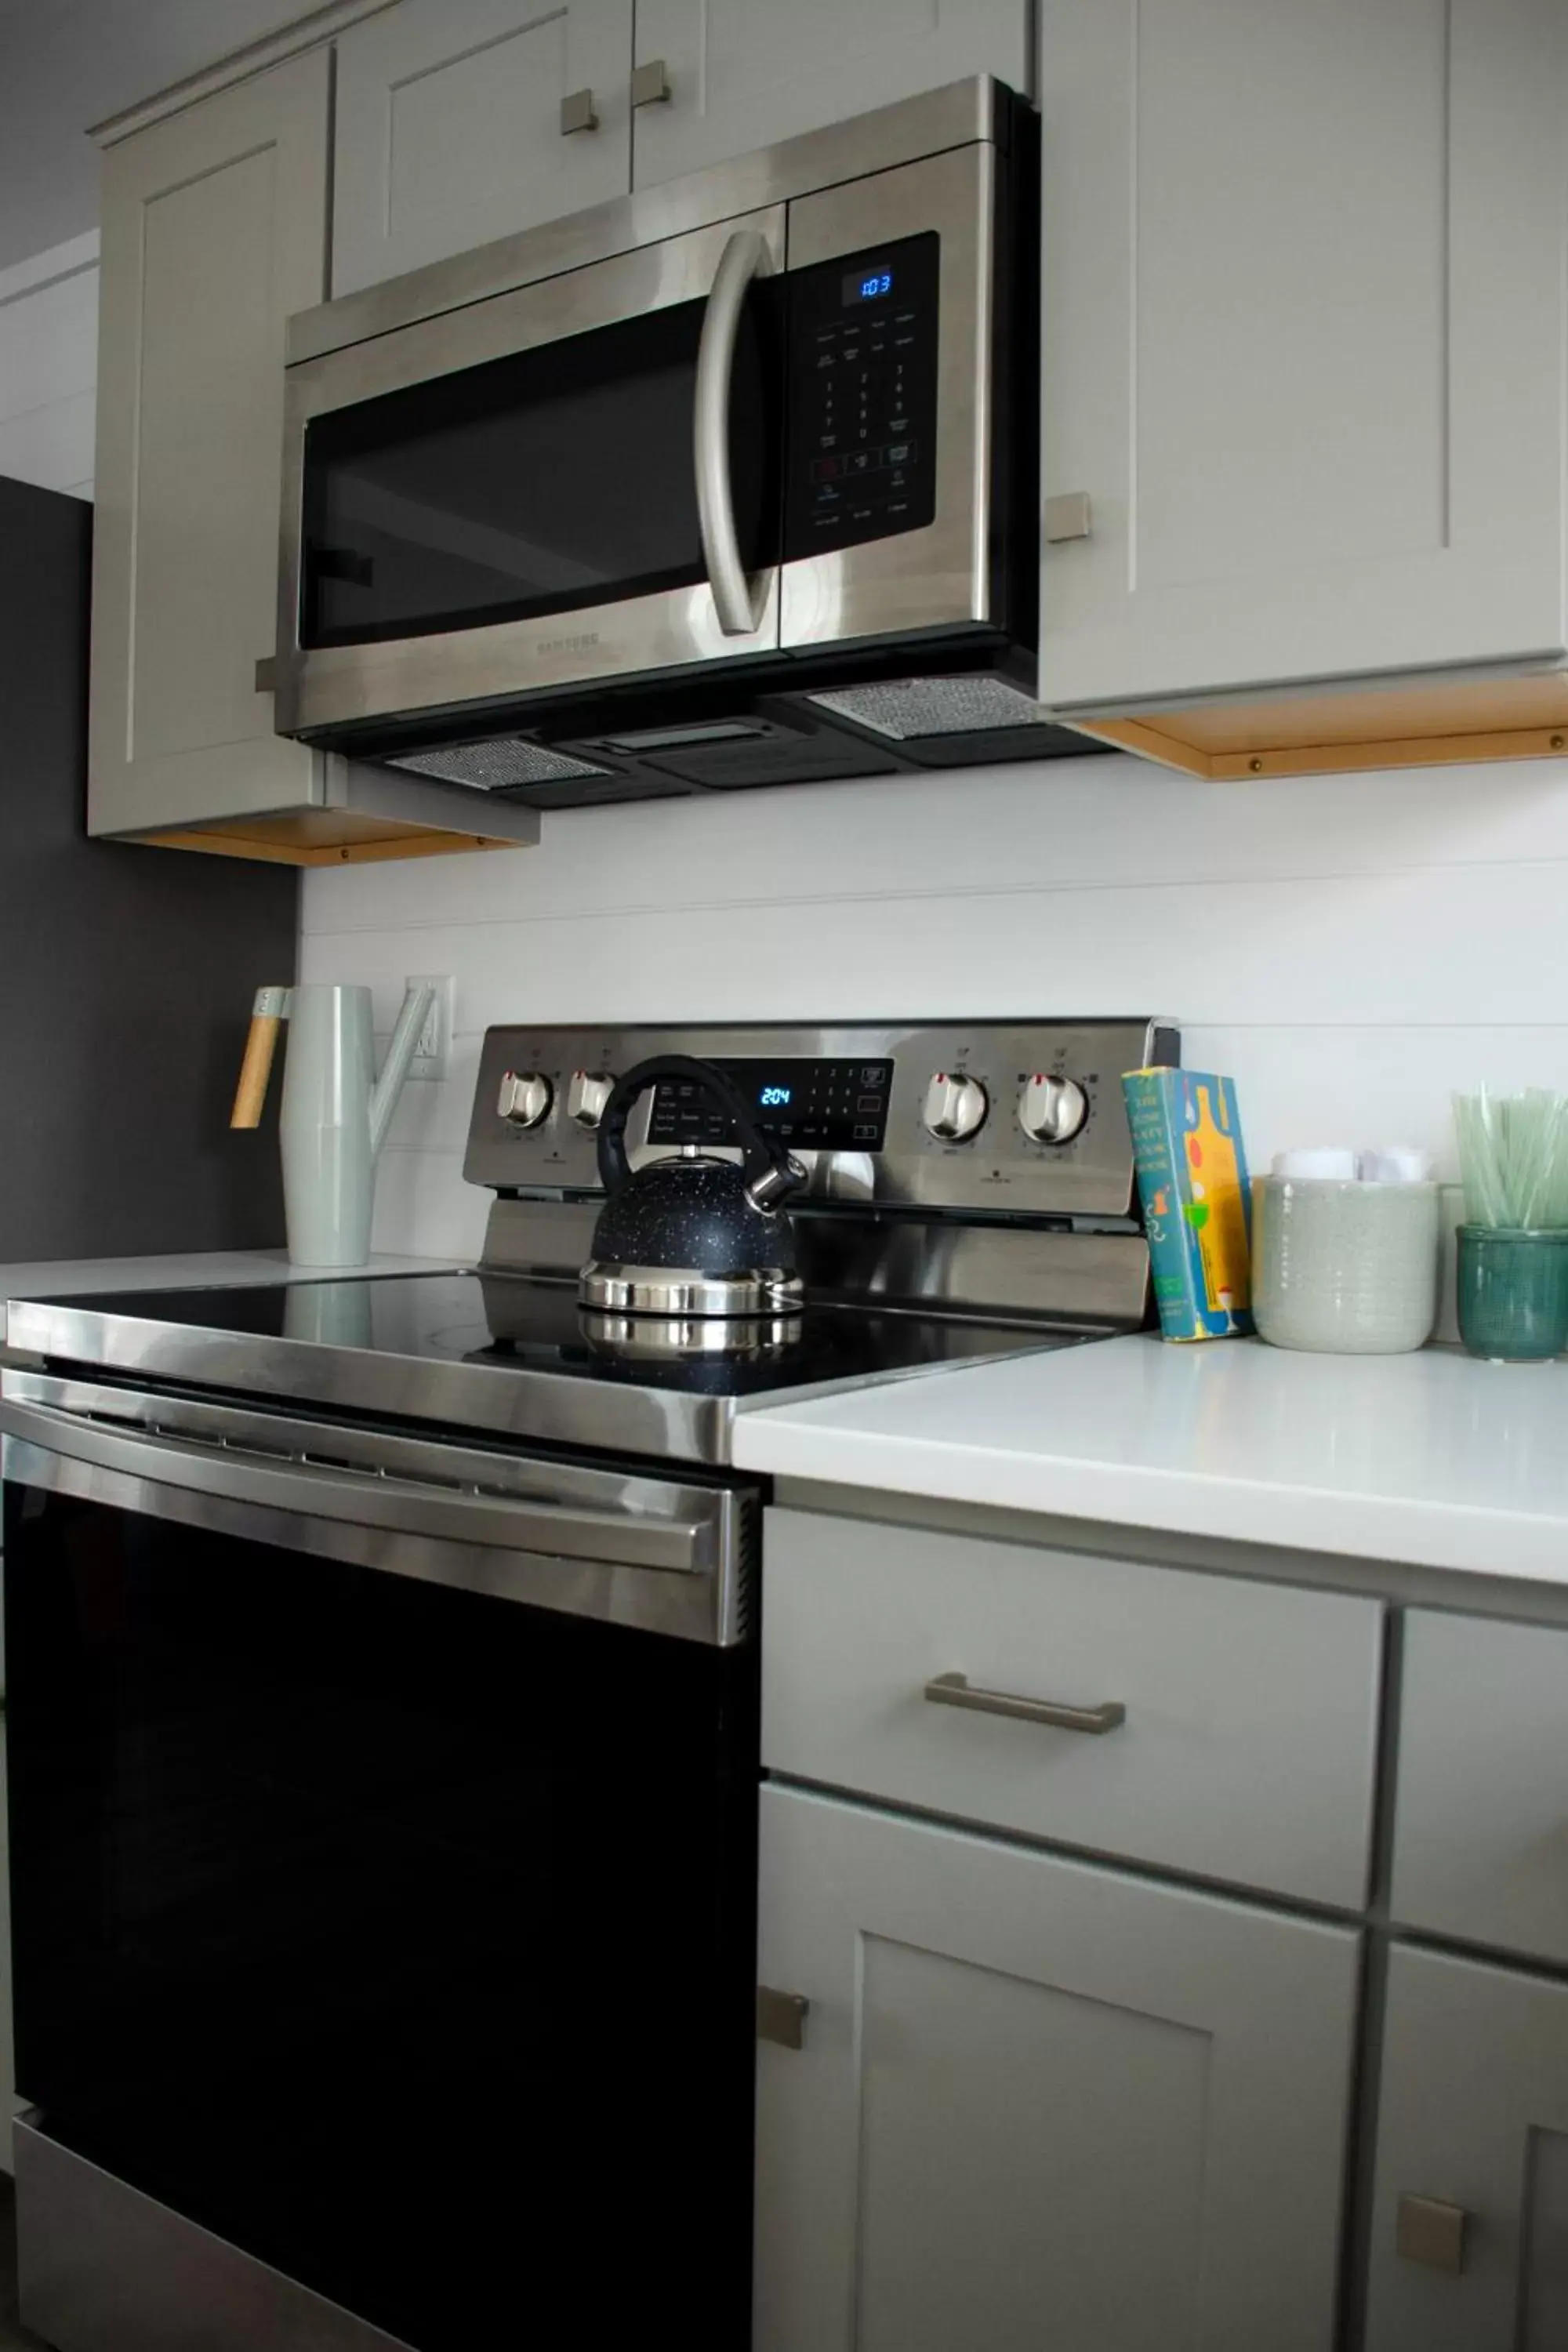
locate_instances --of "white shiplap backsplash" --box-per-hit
[299,748,1568,1261]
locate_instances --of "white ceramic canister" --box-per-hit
[1252,1177,1441,1354]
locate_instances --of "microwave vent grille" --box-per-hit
[805,678,1059,742]
[387,740,612,791]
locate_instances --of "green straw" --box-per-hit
[1453,1087,1568,1229]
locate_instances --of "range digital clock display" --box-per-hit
[648,1058,895,1151]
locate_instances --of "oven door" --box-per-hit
[1,1372,758,2352]
[277,206,786,741]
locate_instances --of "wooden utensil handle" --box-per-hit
[231,986,289,1129]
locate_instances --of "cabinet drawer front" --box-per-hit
[1392,1610,1568,1963]
[762,1508,1383,1906]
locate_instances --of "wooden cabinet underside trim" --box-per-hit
[135,812,523,866]
[1064,672,1568,780]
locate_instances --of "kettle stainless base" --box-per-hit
[579,1261,805,1317]
[581,1308,801,1359]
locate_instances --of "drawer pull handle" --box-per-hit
[757,1987,809,2050]
[1396,2194,1468,2275]
[924,1671,1126,1736]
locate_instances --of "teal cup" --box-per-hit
[1455,1225,1568,1361]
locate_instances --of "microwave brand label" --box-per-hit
[540,631,603,655]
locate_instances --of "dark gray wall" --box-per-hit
[0,475,296,1258]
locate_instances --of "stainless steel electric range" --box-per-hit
[0,1016,1173,2352]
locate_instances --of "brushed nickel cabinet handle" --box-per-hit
[630,57,670,107]
[1396,2194,1468,2274]
[924,1671,1126,1736]
[1044,492,1093,544]
[560,87,599,134]
[757,1987,809,2050]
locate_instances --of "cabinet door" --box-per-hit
[89,52,328,837]
[1038,0,1568,711]
[1367,1944,1568,2350]
[755,1785,1359,2352]
[630,0,1029,190]
[332,0,634,296]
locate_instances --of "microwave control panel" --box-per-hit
[783,231,939,560]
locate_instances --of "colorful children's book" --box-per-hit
[1122,1068,1254,1341]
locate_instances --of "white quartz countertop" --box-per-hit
[0,1250,455,1345]
[733,1334,1568,1588]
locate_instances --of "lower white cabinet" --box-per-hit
[1391,1610,1568,1966]
[1366,1944,1568,2350]
[755,1784,1360,2352]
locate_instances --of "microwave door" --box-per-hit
[276,208,786,741]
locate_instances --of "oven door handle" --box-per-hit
[695,225,772,637]
[0,1395,720,1581]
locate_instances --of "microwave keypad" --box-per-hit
[783,232,938,561]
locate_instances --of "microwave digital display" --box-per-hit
[842,265,895,306]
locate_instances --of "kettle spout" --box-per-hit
[368,983,436,1160]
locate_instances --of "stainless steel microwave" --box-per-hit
[274,77,1091,809]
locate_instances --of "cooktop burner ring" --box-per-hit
[578,1262,806,1318]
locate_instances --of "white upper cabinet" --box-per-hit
[1038,0,1568,716]
[89,50,330,837]
[629,0,1029,189]
[332,0,635,296]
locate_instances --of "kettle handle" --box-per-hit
[597,1054,805,1209]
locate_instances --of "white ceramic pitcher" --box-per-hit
[231,982,434,1269]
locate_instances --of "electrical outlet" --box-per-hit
[405,975,454,1080]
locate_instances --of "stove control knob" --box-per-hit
[1019,1073,1089,1145]
[498,1069,553,1130]
[567,1069,615,1130]
[923,1071,989,1142]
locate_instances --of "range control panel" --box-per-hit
[648,1058,893,1152]
[465,1021,1178,1221]
[783,231,939,561]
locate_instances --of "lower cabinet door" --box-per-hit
[754,1786,1360,2352]
[1366,1944,1568,2350]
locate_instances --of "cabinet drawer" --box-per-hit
[762,1509,1383,1907]
[1392,1610,1568,1964]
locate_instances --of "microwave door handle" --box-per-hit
[695,227,772,636]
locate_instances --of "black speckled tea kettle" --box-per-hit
[579,1055,807,1316]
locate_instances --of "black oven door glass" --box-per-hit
[300,283,782,649]
[5,1478,757,2350]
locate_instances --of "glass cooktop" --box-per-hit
[20,1272,1090,1465]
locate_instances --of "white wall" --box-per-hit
[0,230,98,498]
[298,749,1568,1260]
